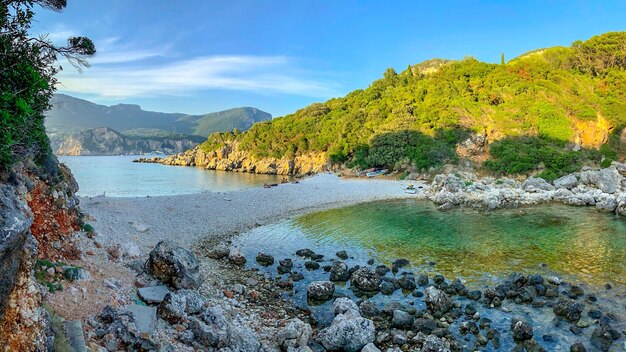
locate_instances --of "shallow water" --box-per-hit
[59,155,281,197]
[235,200,626,350]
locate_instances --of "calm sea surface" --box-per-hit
[59,155,281,197]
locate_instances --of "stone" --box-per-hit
[121,242,141,258]
[568,285,584,299]
[333,297,359,315]
[256,252,274,266]
[350,267,381,292]
[361,343,381,352]
[228,248,247,265]
[379,280,396,295]
[570,342,586,352]
[392,309,413,328]
[138,285,169,305]
[229,323,261,352]
[304,261,320,271]
[307,281,335,302]
[329,261,350,281]
[511,318,533,341]
[398,275,416,290]
[206,244,229,259]
[414,318,438,334]
[275,318,312,349]
[467,290,482,301]
[295,248,315,258]
[359,300,379,318]
[553,174,578,189]
[417,274,429,286]
[146,240,202,289]
[425,286,452,315]
[320,310,375,351]
[375,265,390,276]
[595,194,617,212]
[336,250,349,260]
[158,290,206,322]
[421,334,451,352]
[553,299,584,323]
[124,305,157,334]
[590,324,620,351]
[522,177,555,192]
[64,320,88,352]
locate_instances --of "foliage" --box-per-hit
[196,32,626,174]
[0,1,94,170]
[483,137,601,180]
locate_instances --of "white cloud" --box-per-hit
[56,53,339,98]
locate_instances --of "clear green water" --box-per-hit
[59,155,281,197]
[239,199,626,287]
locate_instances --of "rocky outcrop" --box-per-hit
[427,162,626,216]
[55,127,201,156]
[146,141,329,176]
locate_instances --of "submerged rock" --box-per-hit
[307,281,335,302]
[425,286,452,316]
[350,267,381,292]
[329,261,350,281]
[146,240,202,289]
[553,299,584,323]
[511,318,533,341]
[255,252,274,266]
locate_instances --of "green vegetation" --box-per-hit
[484,137,601,180]
[34,259,84,292]
[1,1,94,171]
[42,303,73,352]
[197,32,626,177]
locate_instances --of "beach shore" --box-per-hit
[80,173,424,251]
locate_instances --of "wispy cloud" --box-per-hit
[55,43,339,99]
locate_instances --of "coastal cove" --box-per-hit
[60,155,282,197]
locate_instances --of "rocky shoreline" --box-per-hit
[425,162,626,217]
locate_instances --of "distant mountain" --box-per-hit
[45,94,272,155]
[46,94,272,136]
[55,127,205,156]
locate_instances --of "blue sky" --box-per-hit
[32,0,626,117]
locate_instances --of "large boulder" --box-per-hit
[274,318,312,349]
[522,177,555,192]
[329,261,350,281]
[320,299,375,352]
[307,281,335,302]
[146,240,202,289]
[424,286,452,316]
[158,290,206,323]
[595,194,618,212]
[580,168,622,194]
[553,299,583,323]
[615,192,626,216]
[350,267,381,292]
[553,174,578,189]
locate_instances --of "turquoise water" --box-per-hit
[59,155,281,197]
[237,199,626,287]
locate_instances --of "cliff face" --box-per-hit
[0,159,81,351]
[55,127,200,156]
[158,141,329,176]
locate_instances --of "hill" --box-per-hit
[160,32,626,178]
[45,94,272,155]
[55,127,205,156]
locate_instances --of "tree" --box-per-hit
[500,52,505,65]
[1,0,95,169]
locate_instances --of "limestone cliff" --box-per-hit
[55,127,202,156]
[0,158,81,351]
[153,141,329,176]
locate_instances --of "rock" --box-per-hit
[398,275,416,290]
[307,281,335,302]
[320,309,375,351]
[329,261,350,281]
[553,299,584,323]
[392,258,410,268]
[304,261,320,271]
[414,318,438,334]
[522,177,555,192]
[570,342,586,352]
[350,267,381,292]
[137,285,169,305]
[421,334,451,352]
[595,194,617,212]
[256,252,274,266]
[336,250,348,260]
[417,274,429,286]
[334,297,360,315]
[375,265,390,276]
[616,192,626,216]
[568,285,584,299]
[359,300,379,318]
[124,305,157,334]
[206,244,229,259]
[361,343,381,352]
[295,248,315,258]
[379,280,396,295]
[511,318,533,341]
[590,324,620,351]
[64,320,88,352]
[553,174,578,189]
[229,323,261,352]
[158,290,206,322]
[130,221,149,232]
[63,267,91,282]
[392,309,413,328]
[275,318,312,349]
[424,286,452,315]
[291,272,304,281]
[547,276,561,285]
[228,248,247,265]
[146,240,202,289]
[467,290,482,301]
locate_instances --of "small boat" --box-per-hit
[405,184,417,194]
[366,169,387,177]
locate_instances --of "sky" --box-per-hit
[32,0,626,118]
